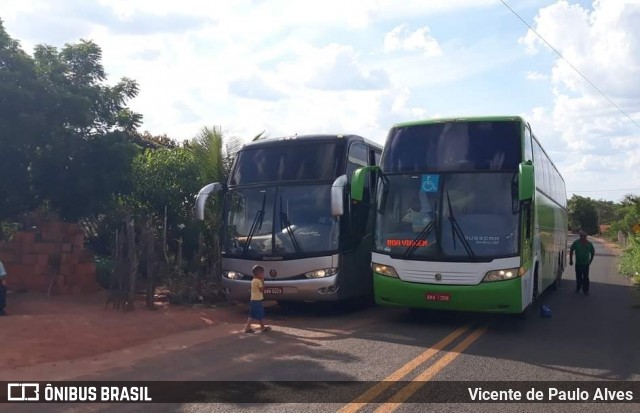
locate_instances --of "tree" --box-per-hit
[616,195,640,235]
[0,19,49,219]
[567,195,599,235]
[591,199,621,225]
[0,19,143,222]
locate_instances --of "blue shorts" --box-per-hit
[249,300,265,320]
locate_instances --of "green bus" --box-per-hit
[351,116,567,315]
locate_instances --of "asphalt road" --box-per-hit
[6,236,640,413]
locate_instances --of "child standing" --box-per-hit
[244,265,271,333]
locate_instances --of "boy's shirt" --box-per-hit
[250,278,264,301]
[571,239,595,266]
[0,261,6,278]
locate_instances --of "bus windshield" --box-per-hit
[230,142,345,185]
[224,184,339,257]
[375,172,520,261]
[382,120,521,173]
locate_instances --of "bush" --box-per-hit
[167,271,223,305]
[619,238,640,283]
[95,256,115,290]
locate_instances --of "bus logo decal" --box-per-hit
[269,269,278,278]
[421,174,440,193]
[435,273,442,281]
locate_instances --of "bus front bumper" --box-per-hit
[221,276,341,302]
[374,273,523,314]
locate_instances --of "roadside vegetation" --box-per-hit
[0,20,255,309]
[568,195,640,283]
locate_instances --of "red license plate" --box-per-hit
[425,292,451,302]
[264,287,283,295]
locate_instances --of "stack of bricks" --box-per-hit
[0,222,101,294]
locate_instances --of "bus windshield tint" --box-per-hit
[382,121,522,173]
[375,173,519,260]
[230,142,344,185]
[224,185,339,257]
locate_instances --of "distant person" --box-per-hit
[0,259,7,316]
[569,231,595,296]
[244,265,271,334]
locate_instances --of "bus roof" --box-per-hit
[391,115,525,128]
[388,115,566,184]
[240,134,382,150]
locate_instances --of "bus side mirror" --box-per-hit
[195,182,223,220]
[518,162,534,202]
[331,175,348,216]
[351,166,380,202]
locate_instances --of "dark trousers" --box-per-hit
[0,282,6,311]
[575,264,590,292]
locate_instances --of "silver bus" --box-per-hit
[196,134,382,303]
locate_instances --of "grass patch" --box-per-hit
[618,240,640,284]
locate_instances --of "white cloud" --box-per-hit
[384,25,442,57]
[520,0,640,200]
[228,76,286,101]
[525,71,548,81]
[306,44,390,91]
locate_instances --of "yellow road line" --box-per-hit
[337,325,471,413]
[373,326,488,413]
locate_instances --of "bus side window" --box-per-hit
[347,143,368,180]
[524,126,533,162]
[373,151,381,166]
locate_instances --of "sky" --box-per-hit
[1,0,639,202]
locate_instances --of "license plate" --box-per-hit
[425,292,451,302]
[264,287,283,295]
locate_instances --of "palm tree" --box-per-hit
[186,126,265,282]
[188,126,225,186]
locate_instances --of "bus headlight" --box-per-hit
[304,268,338,279]
[482,267,524,282]
[372,263,399,278]
[223,271,247,280]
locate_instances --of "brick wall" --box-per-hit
[0,222,101,294]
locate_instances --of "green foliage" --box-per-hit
[590,199,622,225]
[167,272,222,304]
[567,195,599,234]
[130,147,202,219]
[616,195,640,236]
[95,256,115,289]
[0,20,48,218]
[0,221,20,242]
[33,132,140,220]
[619,237,640,281]
[0,19,141,221]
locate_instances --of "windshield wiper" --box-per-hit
[279,196,302,253]
[403,201,438,259]
[445,190,475,258]
[242,192,266,256]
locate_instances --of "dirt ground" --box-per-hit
[1,291,247,371]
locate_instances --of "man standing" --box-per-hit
[569,231,595,296]
[0,259,7,315]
